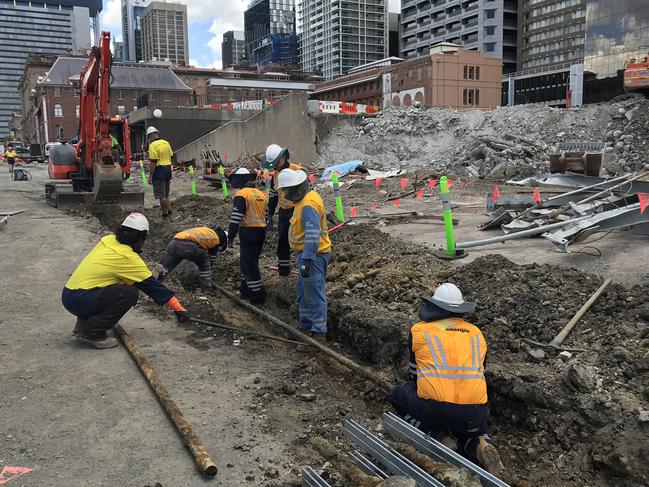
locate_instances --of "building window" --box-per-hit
[476,67,480,80]
[54,87,61,97]
[463,89,468,105]
[75,105,80,117]
[463,65,468,79]
[475,89,480,105]
[485,26,495,36]
[485,43,495,52]
[118,90,123,100]
[56,124,64,139]
[486,9,495,19]
[118,105,126,114]
[468,89,474,104]
[54,104,63,117]
[468,66,475,79]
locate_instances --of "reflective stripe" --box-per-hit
[423,332,482,373]
[236,188,267,227]
[441,193,451,212]
[433,335,481,371]
[423,332,442,368]
[417,371,485,380]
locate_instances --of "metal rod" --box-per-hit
[113,325,218,477]
[383,412,510,487]
[456,215,591,250]
[349,451,389,479]
[544,173,631,202]
[189,317,305,346]
[302,466,332,486]
[212,284,392,392]
[550,278,612,347]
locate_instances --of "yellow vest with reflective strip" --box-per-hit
[273,163,303,209]
[412,318,487,405]
[289,190,332,254]
[236,187,268,228]
[175,227,221,251]
[65,235,152,290]
[6,150,16,158]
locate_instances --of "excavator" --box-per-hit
[45,31,144,209]
[624,54,649,94]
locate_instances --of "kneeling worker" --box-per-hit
[154,226,228,290]
[227,168,268,304]
[387,283,506,479]
[62,213,189,349]
[276,168,331,342]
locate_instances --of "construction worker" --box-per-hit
[262,143,305,277]
[387,283,506,479]
[227,168,268,304]
[276,168,331,341]
[5,144,16,174]
[154,226,228,290]
[146,126,174,219]
[62,213,189,349]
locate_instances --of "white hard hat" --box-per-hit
[146,126,159,136]
[234,167,251,175]
[263,143,287,169]
[424,283,476,313]
[277,168,307,189]
[121,212,150,232]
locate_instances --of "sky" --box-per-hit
[100,0,400,70]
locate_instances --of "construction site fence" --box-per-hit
[307,100,381,115]
[202,98,279,111]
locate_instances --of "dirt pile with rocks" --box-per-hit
[317,96,649,180]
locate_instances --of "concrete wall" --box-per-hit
[176,93,318,165]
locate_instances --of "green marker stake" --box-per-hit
[189,165,197,195]
[219,165,229,199]
[440,176,455,256]
[331,172,345,222]
[139,161,148,187]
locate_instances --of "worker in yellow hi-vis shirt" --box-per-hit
[146,126,175,219]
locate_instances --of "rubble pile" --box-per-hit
[317,96,649,179]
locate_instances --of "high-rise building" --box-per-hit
[0,0,101,138]
[141,1,189,66]
[113,40,126,61]
[298,0,388,80]
[121,0,150,62]
[222,31,246,68]
[400,0,518,74]
[389,12,400,58]
[245,0,299,68]
[518,0,586,71]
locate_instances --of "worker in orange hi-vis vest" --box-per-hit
[387,283,507,481]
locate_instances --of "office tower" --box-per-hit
[122,0,150,62]
[141,1,189,66]
[222,31,246,68]
[245,0,299,67]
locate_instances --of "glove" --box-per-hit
[228,238,234,249]
[174,310,189,323]
[299,259,312,278]
[266,215,274,229]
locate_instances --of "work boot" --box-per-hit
[475,436,506,480]
[296,332,326,352]
[76,334,119,349]
[72,318,84,336]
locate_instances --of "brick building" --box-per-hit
[311,44,502,110]
[22,56,193,143]
[20,53,58,145]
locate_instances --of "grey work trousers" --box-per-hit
[160,238,212,289]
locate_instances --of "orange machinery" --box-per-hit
[624,55,649,93]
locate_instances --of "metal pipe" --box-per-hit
[544,173,631,202]
[189,317,305,346]
[456,215,591,250]
[113,325,218,477]
[212,284,392,392]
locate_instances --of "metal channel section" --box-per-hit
[302,466,332,487]
[344,420,445,487]
[383,412,511,487]
[349,450,389,479]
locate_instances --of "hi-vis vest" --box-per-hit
[289,190,332,254]
[273,163,303,209]
[412,318,487,405]
[175,227,221,251]
[236,187,268,228]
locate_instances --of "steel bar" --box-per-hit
[189,317,305,346]
[213,284,392,392]
[349,450,389,479]
[456,215,591,250]
[302,466,332,486]
[113,325,218,477]
[383,412,509,487]
[344,420,445,487]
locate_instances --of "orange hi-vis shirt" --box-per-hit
[174,227,221,251]
[236,188,268,227]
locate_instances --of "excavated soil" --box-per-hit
[82,194,649,487]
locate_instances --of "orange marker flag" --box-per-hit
[428,179,437,190]
[400,178,408,190]
[532,187,542,203]
[447,179,455,189]
[416,189,424,200]
[375,177,383,188]
[0,466,33,484]
[492,185,501,201]
[639,193,649,214]
[309,173,315,184]
[224,153,229,161]
[350,207,357,218]
[394,198,400,208]
[370,201,378,211]
[460,179,467,189]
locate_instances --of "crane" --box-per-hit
[45,31,144,209]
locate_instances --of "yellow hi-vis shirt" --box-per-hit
[412,318,487,405]
[273,163,303,209]
[236,188,268,227]
[289,190,332,254]
[175,227,221,251]
[6,149,17,159]
[65,235,152,290]
[148,139,173,166]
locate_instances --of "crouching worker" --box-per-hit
[387,283,506,478]
[227,168,268,304]
[277,168,331,342]
[154,226,228,290]
[62,213,189,349]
